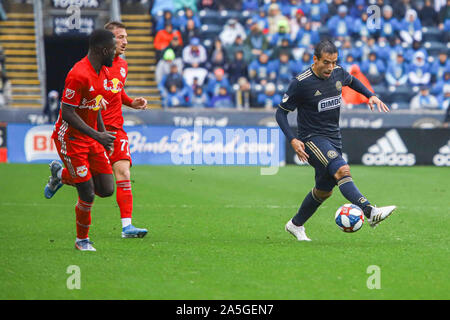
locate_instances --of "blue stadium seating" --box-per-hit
[199,10,222,25]
[153,2,449,109]
[422,27,441,42]
[390,102,411,110]
[382,85,416,104]
[424,41,447,56]
[199,24,223,40]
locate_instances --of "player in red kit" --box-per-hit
[44,29,117,251]
[102,21,148,238]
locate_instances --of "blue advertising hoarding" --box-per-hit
[6,124,286,167]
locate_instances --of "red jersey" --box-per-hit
[52,56,110,144]
[101,55,133,130]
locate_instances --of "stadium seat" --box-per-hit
[231,83,240,93]
[276,83,287,94]
[317,26,330,39]
[387,85,415,103]
[371,84,388,100]
[199,24,223,40]
[422,27,441,42]
[219,10,243,22]
[390,102,411,110]
[202,39,213,52]
[350,104,369,110]
[199,10,223,25]
[252,84,264,95]
[424,41,447,56]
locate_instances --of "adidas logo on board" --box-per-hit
[433,140,450,166]
[362,129,416,166]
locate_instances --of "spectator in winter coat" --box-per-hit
[398,9,422,44]
[257,82,281,109]
[327,5,354,40]
[360,52,386,85]
[408,51,431,86]
[385,52,409,87]
[410,86,440,110]
[154,23,183,59]
[209,86,234,108]
[219,19,247,46]
[182,37,207,68]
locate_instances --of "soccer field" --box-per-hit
[0,163,449,300]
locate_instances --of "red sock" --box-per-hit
[116,180,133,219]
[75,198,93,239]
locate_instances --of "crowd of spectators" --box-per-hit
[151,0,450,110]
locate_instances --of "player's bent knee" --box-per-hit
[96,186,114,198]
[113,161,131,180]
[334,165,351,180]
[76,181,96,203]
[313,188,332,201]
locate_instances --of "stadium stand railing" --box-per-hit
[120,11,162,108]
[0,1,43,109]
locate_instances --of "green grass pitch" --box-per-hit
[0,163,449,300]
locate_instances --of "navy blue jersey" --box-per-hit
[278,66,353,147]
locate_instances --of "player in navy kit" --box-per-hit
[276,40,396,241]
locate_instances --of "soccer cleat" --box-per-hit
[44,160,63,199]
[367,205,397,228]
[285,220,311,241]
[75,239,96,251]
[122,224,148,238]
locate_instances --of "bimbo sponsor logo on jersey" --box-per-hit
[433,140,450,166]
[362,129,416,166]
[318,95,341,112]
[24,125,58,162]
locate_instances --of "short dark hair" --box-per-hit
[314,40,338,59]
[89,29,115,49]
[104,21,126,31]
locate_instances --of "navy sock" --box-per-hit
[337,176,372,218]
[292,190,323,226]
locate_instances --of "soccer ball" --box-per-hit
[335,204,365,233]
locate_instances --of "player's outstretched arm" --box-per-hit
[121,90,147,110]
[130,97,148,110]
[61,103,116,149]
[367,95,390,113]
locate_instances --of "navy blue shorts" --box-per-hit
[304,136,347,192]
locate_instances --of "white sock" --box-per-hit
[57,167,62,179]
[122,218,132,228]
[76,237,89,242]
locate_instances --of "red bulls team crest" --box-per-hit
[76,165,88,178]
[120,67,126,78]
[104,78,124,94]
